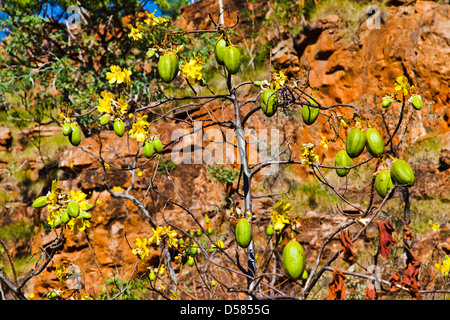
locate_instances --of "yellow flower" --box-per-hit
[128,25,143,41]
[122,68,132,87]
[149,226,163,246]
[340,119,348,129]
[67,216,91,236]
[69,190,89,211]
[70,190,86,202]
[181,53,204,82]
[28,293,35,300]
[169,289,181,300]
[144,10,169,27]
[106,65,124,84]
[112,186,122,192]
[56,264,67,284]
[394,76,414,96]
[79,293,93,300]
[165,231,178,249]
[97,90,115,114]
[128,114,150,142]
[47,179,60,208]
[299,143,319,165]
[209,280,218,287]
[270,201,292,231]
[158,264,166,275]
[319,134,329,150]
[213,240,226,249]
[58,112,71,123]
[435,255,450,276]
[131,237,150,261]
[148,226,178,248]
[431,222,440,231]
[106,65,132,87]
[271,70,288,90]
[137,171,143,177]
[115,98,129,117]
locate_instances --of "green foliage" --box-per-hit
[268,0,318,36]
[157,158,177,174]
[0,0,155,135]
[154,0,189,19]
[97,276,146,300]
[0,219,35,242]
[309,0,380,41]
[207,165,239,184]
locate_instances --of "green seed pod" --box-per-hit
[60,210,70,224]
[301,98,320,125]
[381,96,392,108]
[365,128,385,157]
[301,270,309,284]
[149,271,156,281]
[113,119,125,137]
[79,211,92,220]
[266,225,274,236]
[199,78,207,87]
[187,256,194,267]
[32,196,48,208]
[302,269,309,281]
[53,215,62,229]
[375,170,394,198]
[85,203,94,211]
[346,128,367,158]
[214,38,227,65]
[253,80,262,87]
[235,218,252,249]
[189,243,198,256]
[142,140,154,158]
[67,200,80,218]
[62,123,72,136]
[69,124,82,146]
[282,240,306,281]
[223,46,241,75]
[207,227,213,234]
[146,49,155,59]
[261,89,278,117]
[100,115,110,126]
[390,159,415,186]
[411,95,423,110]
[158,53,179,83]
[153,138,163,154]
[335,149,352,177]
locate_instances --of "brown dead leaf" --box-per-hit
[340,229,355,261]
[326,268,347,300]
[388,272,400,292]
[378,221,396,259]
[403,225,414,242]
[401,257,421,300]
[364,279,378,300]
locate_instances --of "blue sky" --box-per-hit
[0,1,161,40]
